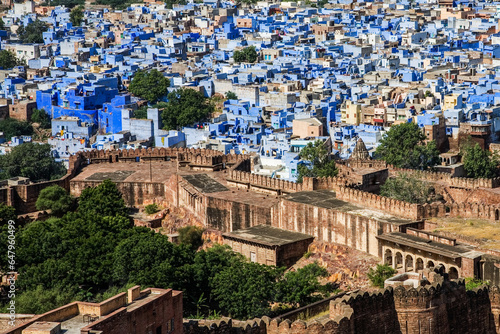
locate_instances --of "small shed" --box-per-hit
[223,225,314,267]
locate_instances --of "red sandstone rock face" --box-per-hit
[294,242,380,292]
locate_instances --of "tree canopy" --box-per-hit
[78,179,128,217]
[367,264,396,288]
[178,225,204,250]
[463,143,498,179]
[380,173,440,204]
[375,122,440,170]
[297,140,338,182]
[17,20,48,44]
[69,6,84,27]
[0,143,66,182]
[128,69,170,103]
[0,118,33,140]
[0,50,19,69]
[31,108,51,129]
[0,203,17,270]
[1,180,335,318]
[36,185,74,216]
[161,88,213,130]
[233,46,258,63]
[225,91,238,100]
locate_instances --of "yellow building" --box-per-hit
[341,100,361,125]
[443,94,462,111]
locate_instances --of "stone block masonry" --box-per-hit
[184,272,500,334]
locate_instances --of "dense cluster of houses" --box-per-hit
[2,0,500,181]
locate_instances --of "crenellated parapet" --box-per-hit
[226,170,306,194]
[336,186,422,220]
[73,148,251,167]
[183,317,269,334]
[267,317,353,334]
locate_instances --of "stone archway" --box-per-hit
[395,252,403,270]
[405,255,414,272]
[449,267,459,279]
[385,249,393,267]
[427,260,435,268]
[416,258,424,271]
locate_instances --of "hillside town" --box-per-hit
[4,0,500,333]
[1,0,499,179]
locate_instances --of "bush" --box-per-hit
[36,185,74,216]
[367,264,396,288]
[31,109,51,129]
[465,277,489,291]
[178,225,204,249]
[225,91,238,100]
[144,203,159,215]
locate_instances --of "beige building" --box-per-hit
[292,117,323,138]
[443,94,461,111]
[341,100,361,125]
[5,44,40,62]
[223,225,314,267]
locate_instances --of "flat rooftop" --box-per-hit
[284,190,411,224]
[71,162,280,208]
[377,232,476,260]
[182,174,229,193]
[223,225,314,247]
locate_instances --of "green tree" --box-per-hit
[463,143,498,179]
[0,285,76,314]
[17,20,48,44]
[186,245,245,315]
[161,88,213,130]
[128,69,170,103]
[380,173,436,204]
[0,118,33,140]
[133,106,148,119]
[233,46,258,63]
[31,108,51,129]
[36,185,74,216]
[225,91,238,100]
[164,0,186,9]
[297,140,338,183]
[211,262,283,319]
[464,277,489,291]
[178,226,204,250]
[0,203,17,270]
[0,50,19,69]
[112,230,194,288]
[144,203,159,215]
[0,143,66,182]
[78,179,128,217]
[375,122,440,169]
[69,6,84,27]
[276,262,334,306]
[367,264,396,288]
[43,0,84,7]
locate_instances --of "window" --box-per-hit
[170,319,174,332]
[250,252,256,262]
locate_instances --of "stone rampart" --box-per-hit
[340,159,500,189]
[184,317,268,334]
[76,147,250,167]
[327,278,500,334]
[2,151,84,214]
[389,166,500,189]
[336,186,422,220]
[418,202,500,220]
[226,170,307,194]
